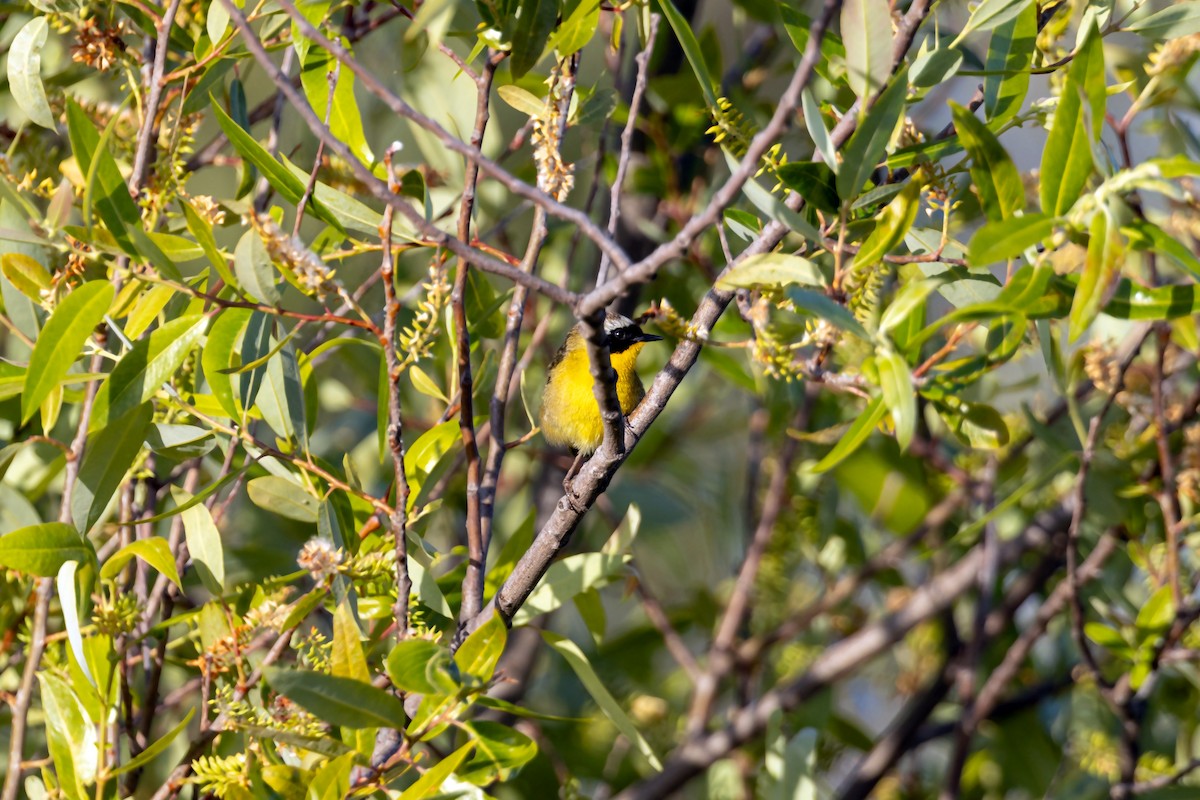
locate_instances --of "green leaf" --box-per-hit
[877,350,915,450]
[984,2,1036,122]
[72,403,153,533]
[1039,21,1105,217]
[455,611,507,684]
[810,397,888,473]
[657,0,717,107]
[308,752,355,800]
[109,709,196,776]
[842,0,894,106]
[460,721,538,784]
[717,252,825,290]
[968,213,1057,268]
[880,278,942,334]
[547,0,600,56]
[100,538,182,589]
[0,523,89,577]
[265,667,407,729]
[1069,210,1123,342]
[802,89,838,171]
[91,314,209,428]
[300,40,374,165]
[853,178,922,269]
[256,340,309,450]
[512,552,627,626]
[8,17,57,129]
[1101,280,1200,321]
[331,599,369,682]
[235,228,281,305]
[202,308,253,418]
[785,287,871,340]
[175,487,226,594]
[1135,585,1175,636]
[497,84,545,117]
[950,101,1024,221]
[38,673,97,799]
[775,161,840,214]
[123,284,177,340]
[409,364,448,402]
[247,476,320,522]
[1124,218,1200,281]
[506,0,558,79]
[212,100,341,231]
[22,280,114,423]
[282,156,396,239]
[953,0,1033,44]
[837,67,910,202]
[145,423,217,460]
[66,100,179,279]
[0,253,51,301]
[910,43,963,88]
[955,402,1011,449]
[542,631,662,770]
[397,742,475,800]
[386,639,460,695]
[1127,3,1200,38]
[182,201,238,288]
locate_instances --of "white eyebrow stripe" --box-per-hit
[603,313,637,333]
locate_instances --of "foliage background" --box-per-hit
[1,0,1200,798]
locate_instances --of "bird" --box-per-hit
[540,311,662,463]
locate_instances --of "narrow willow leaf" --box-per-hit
[1040,21,1104,216]
[175,487,225,593]
[247,476,319,522]
[265,667,407,729]
[72,404,153,534]
[397,743,476,800]
[39,673,97,798]
[212,100,341,231]
[877,350,916,450]
[308,753,355,800]
[182,201,238,288]
[506,0,558,79]
[1,253,51,300]
[542,631,663,770]
[145,423,216,460]
[331,599,369,682]
[802,89,837,171]
[547,0,600,56]
[100,538,182,589]
[841,0,893,106]
[123,284,176,340]
[91,314,208,428]
[0,522,90,577]
[512,552,627,625]
[386,639,460,695]
[57,559,93,686]
[810,397,888,473]
[203,308,253,418]
[300,41,373,164]
[776,161,840,214]
[110,709,196,776]
[657,0,717,107]
[1127,4,1200,38]
[8,17,57,129]
[257,342,309,449]
[968,213,1057,267]
[22,280,113,423]
[718,252,827,290]
[837,67,910,202]
[1069,211,1123,342]
[459,721,538,785]
[455,611,508,683]
[853,178,922,270]
[953,0,1033,44]
[497,85,545,117]
[234,229,281,305]
[786,287,871,340]
[984,2,1036,122]
[950,101,1024,221]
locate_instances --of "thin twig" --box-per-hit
[596,15,659,286]
[129,0,183,192]
[454,53,502,626]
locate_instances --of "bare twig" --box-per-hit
[595,15,660,286]
[454,53,502,625]
[129,0,183,191]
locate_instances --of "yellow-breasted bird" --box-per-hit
[540,311,662,456]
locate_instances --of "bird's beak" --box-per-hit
[635,332,663,343]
